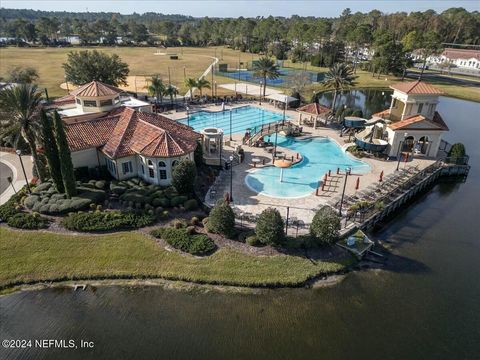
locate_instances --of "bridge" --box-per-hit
[242,121,298,146]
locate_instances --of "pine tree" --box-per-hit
[40,109,64,193]
[53,110,76,197]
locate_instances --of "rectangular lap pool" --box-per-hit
[178,106,287,134]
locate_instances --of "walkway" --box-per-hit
[0,152,33,205]
[183,56,219,99]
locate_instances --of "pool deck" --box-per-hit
[163,103,438,224]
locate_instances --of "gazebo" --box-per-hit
[297,103,332,128]
[201,127,224,166]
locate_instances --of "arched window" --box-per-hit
[147,159,154,178]
[158,161,166,167]
[172,160,178,168]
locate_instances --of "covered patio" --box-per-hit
[265,93,299,110]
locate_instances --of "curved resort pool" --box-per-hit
[245,135,370,198]
[178,105,286,133]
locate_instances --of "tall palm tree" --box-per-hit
[196,78,211,98]
[184,77,197,100]
[147,75,166,103]
[322,63,356,113]
[164,84,179,104]
[252,57,280,98]
[0,83,46,181]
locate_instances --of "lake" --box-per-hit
[1,96,479,360]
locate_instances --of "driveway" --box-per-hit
[0,161,13,194]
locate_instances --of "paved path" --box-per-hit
[0,152,33,205]
[0,162,13,195]
[183,56,219,99]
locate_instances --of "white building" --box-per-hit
[52,81,200,185]
[414,48,480,70]
[361,81,449,158]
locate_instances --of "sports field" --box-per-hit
[0,46,259,97]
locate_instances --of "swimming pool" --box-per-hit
[245,135,370,198]
[179,106,288,134]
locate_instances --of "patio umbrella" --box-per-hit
[274,159,293,182]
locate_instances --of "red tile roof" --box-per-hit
[389,111,449,131]
[52,94,76,106]
[372,109,391,118]
[390,81,444,95]
[442,48,480,61]
[65,107,200,158]
[297,103,331,115]
[70,81,124,97]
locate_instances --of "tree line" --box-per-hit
[1,7,478,48]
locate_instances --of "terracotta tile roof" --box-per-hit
[390,81,444,95]
[389,111,449,131]
[297,103,331,115]
[442,48,480,61]
[65,115,120,151]
[70,80,124,97]
[65,107,200,158]
[52,94,76,106]
[372,109,391,118]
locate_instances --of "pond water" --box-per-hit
[1,96,479,360]
[316,88,393,118]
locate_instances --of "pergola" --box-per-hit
[265,93,298,110]
[296,103,332,128]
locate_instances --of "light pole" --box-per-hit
[396,132,408,171]
[273,123,279,161]
[229,155,234,202]
[186,106,190,127]
[16,149,31,193]
[282,95,287,125]
[339,167,351,216]
[229,109,233,141]
[259,81,263,105]
[64,74,69,93]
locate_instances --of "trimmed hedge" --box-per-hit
[206,199,235,237]
[150,227,216,256]
[62,210,155,231]
[7,212,49,229]
[255,207,285,245]
[24,181,107,215]
[0,186,30,222]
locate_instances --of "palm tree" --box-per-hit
[322,63,356,113]
[253,57,280,98]
[184,77,197,100]
[0,83,46,182]
[147,75,166,103]
[164,84,179,106]
[196,78,211,98]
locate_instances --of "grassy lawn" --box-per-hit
[0,46,258,97]
[0,227,349,290]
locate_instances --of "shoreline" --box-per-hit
[0,273,349,297]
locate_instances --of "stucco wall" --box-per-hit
[71,148,99,169]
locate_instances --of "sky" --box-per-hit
[1,0,479,17]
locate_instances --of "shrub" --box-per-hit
[171,195,188,207]
[0,202,20,221]
[150,227,216,255]
[184,199,198,211]
[7,212,49,229]
[202,217,209,227]
[310,206,341,246]
[170,218,188,229]
[95,180,106,189]
[61,210,155,231]
[447,143,467,164]
[172,159,197,194]
[246,235,261,246]
[186,225,196,235]
[190,216,200,226]
[206,200,235,237]
[255,208,285,245]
